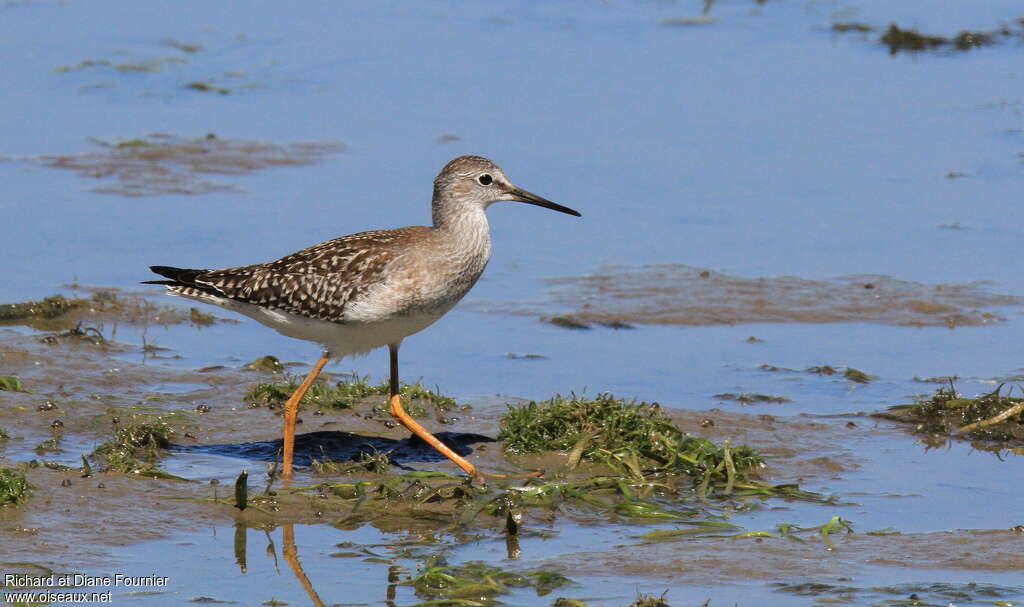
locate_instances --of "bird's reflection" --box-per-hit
[229,522,325,607]
[282,524,326,607]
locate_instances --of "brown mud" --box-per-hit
[32,134,342,197]
[553,526,1024,582]
[504,264,1021,328]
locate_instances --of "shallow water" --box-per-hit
[1,0,1023,605]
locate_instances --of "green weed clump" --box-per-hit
[90,418,182,479]
[499,393,764,487]
[0,376,28,392]
[409,557,570,602]
[0,467,31,506]
[312,449,391,475]
[0,295,84,322]
[884,384,1024,445]
[630,592,672,607]
[245,374,455,415]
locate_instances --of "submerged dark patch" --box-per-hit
[35,134,342,197]
[503,265,1019,328]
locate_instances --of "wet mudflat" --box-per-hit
[2,0,1024,605]
[2,293,1023,605]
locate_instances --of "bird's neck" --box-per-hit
[432,202,492,265]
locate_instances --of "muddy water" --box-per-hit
[2,0,1024,605]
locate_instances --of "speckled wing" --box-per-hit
[148,227,428,322]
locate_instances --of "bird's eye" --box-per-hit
[477,174,493,186]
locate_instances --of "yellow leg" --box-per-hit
[282,352,330,478]
[388,344,481,482]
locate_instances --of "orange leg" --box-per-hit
[388,343,482,482]
[282,352,330,478]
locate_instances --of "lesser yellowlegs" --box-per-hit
[145,156,581,480]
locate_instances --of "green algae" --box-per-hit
[245,374,455,416]
[0,295,84,322]
[881,384,1024,446]
[806,365,872,383]
[869,23,1013,54]
[186,81,231,95]
[499,393,764,489]
[0,289,224,332]
[244,355,284,373]
[408,557,571,603]
[0,467,31,506]
[0,376,28,392]
[629,592,671,607]
[312,449,391,475]
[832,22,873,33]
[880,24,946,52]
[89,417,186,480]
[162,38,203,53]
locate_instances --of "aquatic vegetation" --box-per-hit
[629,592,671,607]
[407,556,571,602]
[162,38,203,53]
[806,365,872,383]
[89,417,184,480]
[500,393,763,489]
[713,392,791,405]
[244,355,284,373]
[0,427,8,439]
[842,368,871,383]
[52,322,106,345]
[312,449,391,475]
[881,384,1024,446]
[0,468,31,506]
[0,295,83,322]
[880,24,946,52]
[33,438,61,456]
[186,81,231,95]
[551,599,593,607]
[245,374,454,416]
[831,21,1022,55]
[188,307,216,326]
[0,376,28,392]
[831,22,873,33]
[0,288,225,332]
[55,56,187,73]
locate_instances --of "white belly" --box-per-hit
[171,290,449,358]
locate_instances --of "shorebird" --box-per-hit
[145,156,581,480]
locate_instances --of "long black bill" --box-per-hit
[508,187,582,217]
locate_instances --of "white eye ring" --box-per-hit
[477,174,493,186]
